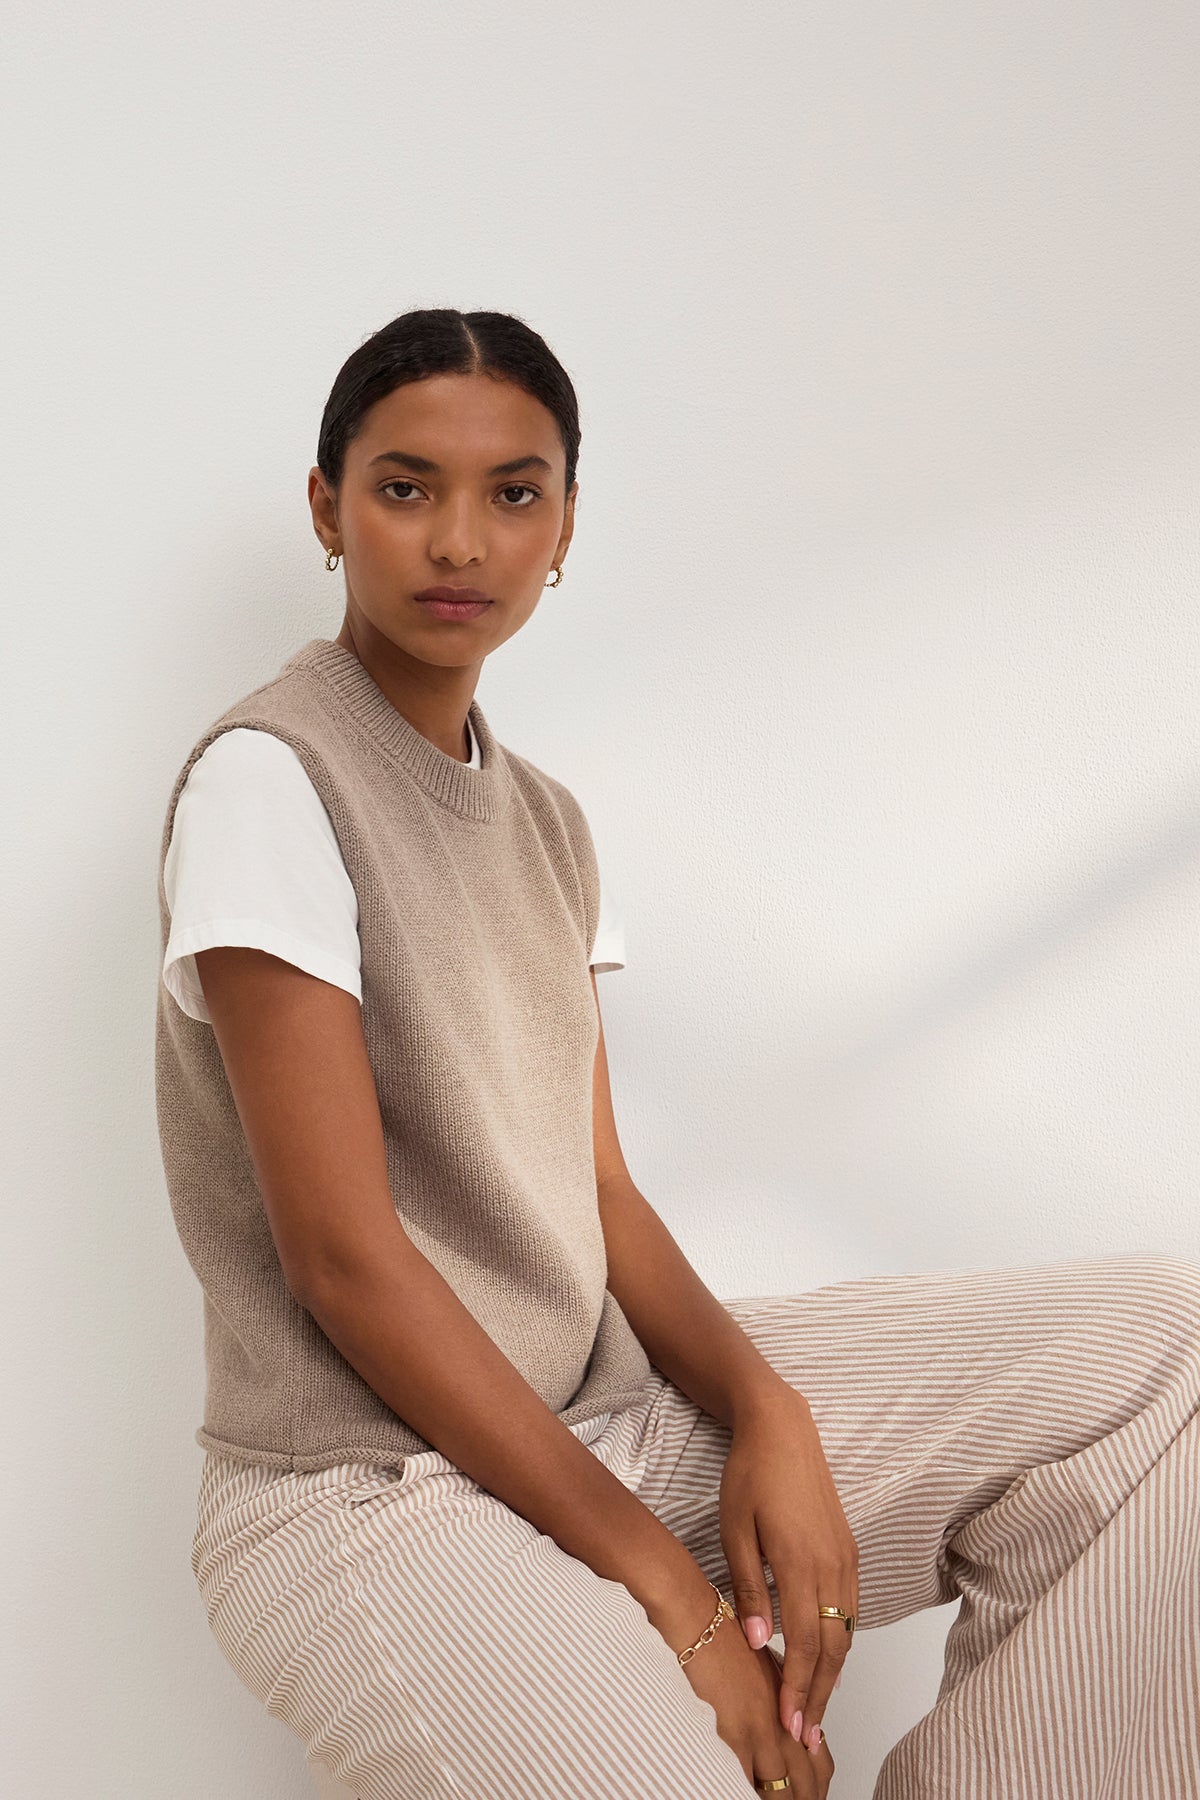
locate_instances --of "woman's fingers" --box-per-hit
[776,1574,818,1734]
[803,1558,859,1749]
[800,1611,854,1749]
[777,1569,856,1742]
[755,1649,828,1798]
[811,1730,836,1798]
[724,1520,776,1652]
[753,1737,821,1798]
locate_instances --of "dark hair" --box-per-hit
[316,307,581,496]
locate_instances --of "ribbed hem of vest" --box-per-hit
[286,637,514,822]
[195,1426,430,1471]
[193,1377,655,1471]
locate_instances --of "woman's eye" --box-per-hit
[381,481,538,506]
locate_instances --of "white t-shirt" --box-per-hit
[162,723,626,1025]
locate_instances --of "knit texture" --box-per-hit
[154,637,652,1472]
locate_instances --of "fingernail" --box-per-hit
[744,1614,770,1649]
[789,1710,804,1741]
[835,1669,842,1689]
[806,1723,823,1751]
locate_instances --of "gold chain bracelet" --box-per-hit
[676,1580,737,1665]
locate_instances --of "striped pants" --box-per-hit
[190,1253,1200,1798]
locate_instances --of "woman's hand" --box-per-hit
[719,1381,859,1754]
[671,1589,832,1795]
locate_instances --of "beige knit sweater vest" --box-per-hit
[154,637,652,1472]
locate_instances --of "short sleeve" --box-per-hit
[591,873,626,972]
[161,728,362,1024]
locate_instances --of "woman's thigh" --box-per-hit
[189,1254,1200,1796]
[190,1427,754,1800]
[629,1252,1200,1632]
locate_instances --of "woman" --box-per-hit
[155,307,1200,1800]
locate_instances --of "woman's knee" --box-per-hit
[1066,1253,1200,1413]
[1102,1252,1200,1337]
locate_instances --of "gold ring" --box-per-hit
[817,1605,856,1635]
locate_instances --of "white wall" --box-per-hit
[4,2,1198,1796]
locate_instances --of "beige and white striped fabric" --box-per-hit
[190,1253,1200,1798]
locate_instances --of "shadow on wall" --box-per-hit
[819,786,1200,1081]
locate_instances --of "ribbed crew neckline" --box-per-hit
[286,637,513,822]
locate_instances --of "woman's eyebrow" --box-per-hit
[367,450,553,477]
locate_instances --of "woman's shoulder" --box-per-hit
[184,723,316,783]
[167,726,345,877]
[161,727,362,1023]
[166,726,331,858]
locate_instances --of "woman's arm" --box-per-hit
[588,970,799,1432]
[193,945,718,1641]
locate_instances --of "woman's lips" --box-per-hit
[414,587,495,621]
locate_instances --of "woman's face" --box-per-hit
[309,371,577,670]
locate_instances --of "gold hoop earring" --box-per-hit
[324,547,341,571]
[544,564,564,588]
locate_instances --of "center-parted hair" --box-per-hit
[316,308,581,497]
